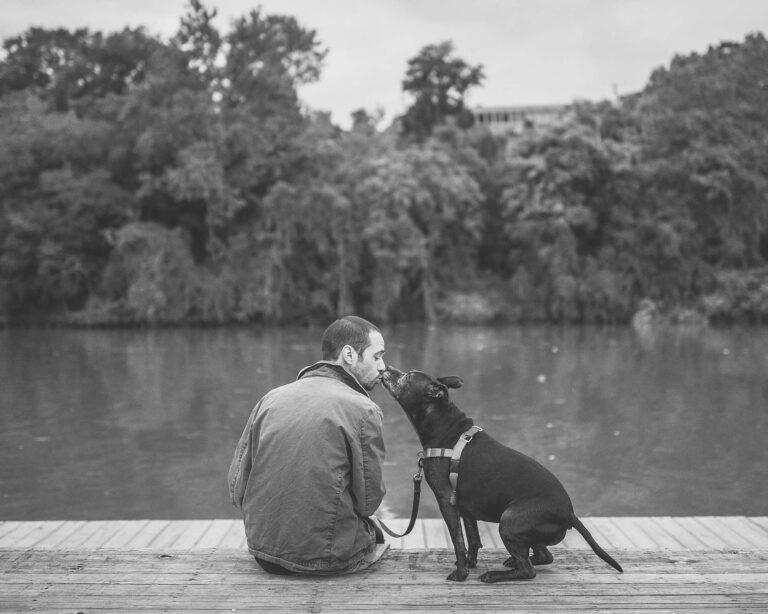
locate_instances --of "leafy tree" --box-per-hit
[355,139,483,321]
[172,0,222,86]
[221,7,326,115]
[0,26,159,114]
[0,89,133,316]
[350,108,385,135]
[498,106,642,322]
[401,41,484,140]
[97,221,198,323]
[1,168,132,314]
[631,32,768,266]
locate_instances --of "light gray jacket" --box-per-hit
[228,362,386,573]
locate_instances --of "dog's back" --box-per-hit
[456,431,575,524]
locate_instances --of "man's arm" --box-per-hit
[349,405,386,517]
[228,402,261,509]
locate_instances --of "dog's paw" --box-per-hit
[446,567,469,582]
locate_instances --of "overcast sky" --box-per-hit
[2,0,767,127]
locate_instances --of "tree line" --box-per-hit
[1,1,768,326]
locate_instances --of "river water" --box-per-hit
[1,324,766,520]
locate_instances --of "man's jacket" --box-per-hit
[228,362,387,573]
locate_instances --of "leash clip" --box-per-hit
[413,450,424,482]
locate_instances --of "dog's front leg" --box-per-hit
[463,515,482,568]
[436,494,469,581]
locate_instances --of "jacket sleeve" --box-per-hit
[228,401,260,509]
[349,404,387,517]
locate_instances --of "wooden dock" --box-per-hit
[2,517,768,612]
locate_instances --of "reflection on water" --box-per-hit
[0,324,766,520]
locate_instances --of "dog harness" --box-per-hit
[423,425,483,506]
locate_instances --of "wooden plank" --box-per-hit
[216,519,245,549]
[618,517,671,549]
[77,521,127,548]
[747,516,768,533]
[0,572,766,594]
[662,517,713,549]
[5,584,768,602]
[2,549,767,614]
[401,517,424,549]
[0,521,47,547]
[2,518,768,552]
[399,519,425,549]
[604,517,650,549]
[6,521,67,548]
[123,520,172,549]
[691,517,753,549]
[629,518,682,549]
[194,519,237,548]
[4,549,766,576]
[5,548,764,575]
[646,517,702,549]
[147,520,201,550]
[695,517,753,549]
[6,581,768,598]
[582,517,623,550]
[36,520,90,548]
[167,519,214,549]
[101,520,151,549]
[594,517,639,549]
[0,521,57,547]
[675,517,735,549]
[422,518,450,549]
[0,521,24,540]
[708,517,768,548]
[50,521,110,549]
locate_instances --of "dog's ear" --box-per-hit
[438,376,463,389]
[426,382,447,399]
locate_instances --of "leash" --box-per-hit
[376,452,424,538]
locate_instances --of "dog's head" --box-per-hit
[381,365,463,430]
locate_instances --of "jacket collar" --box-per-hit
[297,361,370,398]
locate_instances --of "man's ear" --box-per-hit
[426,382,447,399]
[438,376,463,389]
[341,344,357,365]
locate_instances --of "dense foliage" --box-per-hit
[1,2,767,325]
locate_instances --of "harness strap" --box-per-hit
[423,447,453,459]
[423,426,483,507]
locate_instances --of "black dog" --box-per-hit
[381,366,623,583]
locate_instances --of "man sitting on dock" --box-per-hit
[228,315,388,575]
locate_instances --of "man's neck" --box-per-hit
[297,361,370,397]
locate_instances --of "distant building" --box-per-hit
[471,104,570,134]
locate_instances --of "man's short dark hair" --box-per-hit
[322,316,380,361]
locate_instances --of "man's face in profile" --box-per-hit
[349,331,386,390]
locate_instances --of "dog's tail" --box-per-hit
[570,515,623,573]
